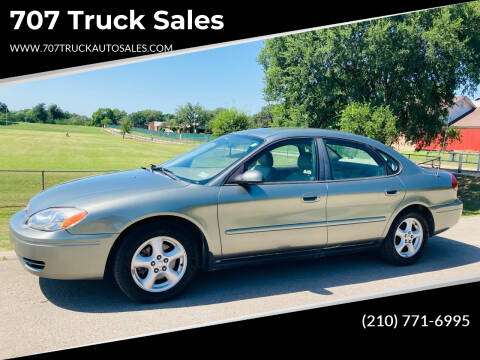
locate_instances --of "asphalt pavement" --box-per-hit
[1,216,479,358]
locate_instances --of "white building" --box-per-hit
[447,96,477,124]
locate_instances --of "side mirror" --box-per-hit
[233,169,264,185]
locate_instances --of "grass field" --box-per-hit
[457,175,480,217]
[0,123,195,250]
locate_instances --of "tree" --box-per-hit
[211,108,253,137]
[0,102,8,123]
[70,115,91,126]
[8,109,28,123]
[202,107,227,132]
[91,108,115,127]
[112,109,127,124]
[258,1,480,145]
[47,104,68,123]
[120,118,132,139]
[101,117,113,127]
[441,126,463,151]
[0,102,8,113]
[252,105,276,128]
[161,113,177,130]
[338,103,398,145]
[31,103,48,123]
[128,110,165,127]
[175,102,208,133]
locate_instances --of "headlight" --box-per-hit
[26,208,88,231]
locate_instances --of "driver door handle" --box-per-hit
[302,194,318,202]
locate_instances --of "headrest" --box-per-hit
[298,152,312,171]
[258,152,273,167]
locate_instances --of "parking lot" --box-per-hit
[1,216,480,358]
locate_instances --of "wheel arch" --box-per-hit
[104,215,211,279]
[386,203,435,238]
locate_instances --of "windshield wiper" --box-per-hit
[149,165,179,180]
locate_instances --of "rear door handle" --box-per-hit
[302,194,318,202]
[385,190,398,196]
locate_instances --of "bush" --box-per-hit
[338,102,398,145]
[101,118,113,126]
[211,108,253,137]
[53,118,69,125]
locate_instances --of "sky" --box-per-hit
[0,40,266,116]
[1,38,480,117]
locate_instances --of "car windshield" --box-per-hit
[160,134,263,184]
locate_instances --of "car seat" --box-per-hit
[285,153,314,181]
[253,152,275,182]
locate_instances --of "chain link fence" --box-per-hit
[0,169,119,216]
[108,125,212,144]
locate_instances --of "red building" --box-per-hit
[422,97,480,151]
[147,121,165,131]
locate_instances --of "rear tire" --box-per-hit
[380,211,429,265]
[113,221,199,302]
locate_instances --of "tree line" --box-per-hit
[0,102,91,126]
[0,100,275,138]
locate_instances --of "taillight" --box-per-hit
[451,173,458,191]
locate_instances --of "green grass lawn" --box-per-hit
[0,123,195,250]
[457,175,480,217]
[0,123,194,169]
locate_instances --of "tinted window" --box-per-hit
[245,138,317,182]
[324,139,386,179]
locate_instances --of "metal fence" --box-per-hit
[108,125,212,144]
[423,150,480,165]
[402,151,480,172]
[0,169,118,191]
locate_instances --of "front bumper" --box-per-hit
[9,209,118,280]
[431,199,463,234]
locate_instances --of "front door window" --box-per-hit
[244,138,317,182]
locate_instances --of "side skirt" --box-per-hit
[205,240,382,271]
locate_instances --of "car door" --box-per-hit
[321,138,406,246]
[218,137,328,258]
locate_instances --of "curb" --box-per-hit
[0,251,16,260]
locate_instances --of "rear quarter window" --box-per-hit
[377,150,400,174]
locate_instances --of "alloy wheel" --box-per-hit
[130,236,187,292]
[394,217,423,258]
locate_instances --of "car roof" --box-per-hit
[234,128,385,147]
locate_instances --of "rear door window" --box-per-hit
[323,139,387,180]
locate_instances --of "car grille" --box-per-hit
[22,257,45,272]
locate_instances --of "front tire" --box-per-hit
[380,211,429,265]
[113,221,199,302]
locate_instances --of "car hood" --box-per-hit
[26,168,188,215]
